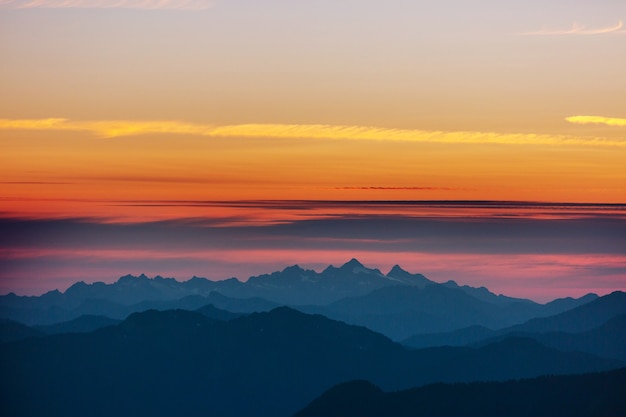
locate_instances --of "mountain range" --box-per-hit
[402,290,626,359]
[0,259,599,341]
[1,307,622,417]
[1,259,624,417]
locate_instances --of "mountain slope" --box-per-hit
[306,283,599,340]
[505,290,626,334]
[0,308,399,417]
[35,314,120,335]
[402,325,496,348]
[0,289,278,326]
[195,303,244,321]
[472,313,626,362]
[0,319,43,344]
[532,313,626,361]
[1,308,621,417]
[294,368,626,417]
[403,291,626,348]
[305,284,500,339]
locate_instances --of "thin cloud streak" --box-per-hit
[2,118,625,148]
[334,186,458,191]
[0,118,217,136]
[0,181,73,185]
[522,20,624,36]
[566,115,626,127]
[3,199,626,225]
[0,0,212,10]
[3,205,625,255]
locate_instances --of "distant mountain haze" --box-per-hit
[0,260,600,338]
[301,284,597,340]
[403,291,626,350]
[1,307,622,417]
[0,259,622,417]
[472,314,626,362]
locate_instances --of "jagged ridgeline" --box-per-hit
[0,259,601,340]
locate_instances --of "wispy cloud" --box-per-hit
[0,181,72,185]
[2,118,626,147]
[0,0,212,10]
[0,118,216,136]
[522,20,624,36]
[566,115,626,127]
[334,186,458,191]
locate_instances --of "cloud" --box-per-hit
[3,204,625,254]
[522,20,625,36]
[0,0,212,10]
[2,118,626,148]
[334,186,458,191]
[566,115,626,127]
[0,181,72,185]
[0,118,216,136]
[2,212,625,299]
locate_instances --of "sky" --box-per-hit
[1,0,625,302]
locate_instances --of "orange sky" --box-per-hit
[2,2,626,219]
[1,118,625,222]
[1,1,625,299]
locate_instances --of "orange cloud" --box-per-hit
[2,118,625,147]
[522,20,624,36]
[0,118,215,137]
[0,0,212,10]
[566,116,626,127]
[334,186,457,191]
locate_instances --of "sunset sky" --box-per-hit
[1,0,625,301]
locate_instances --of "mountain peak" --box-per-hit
[322,258,367,273]
[283,264,304,273]
[387,264,409,277]
[116,273,151,284]
[64,281,88,295]
[341,258,365,269]
[385,265,432,288]
[269,305,305,316]
[117,274,136,284]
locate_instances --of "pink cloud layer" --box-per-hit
[1,247,623,303]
